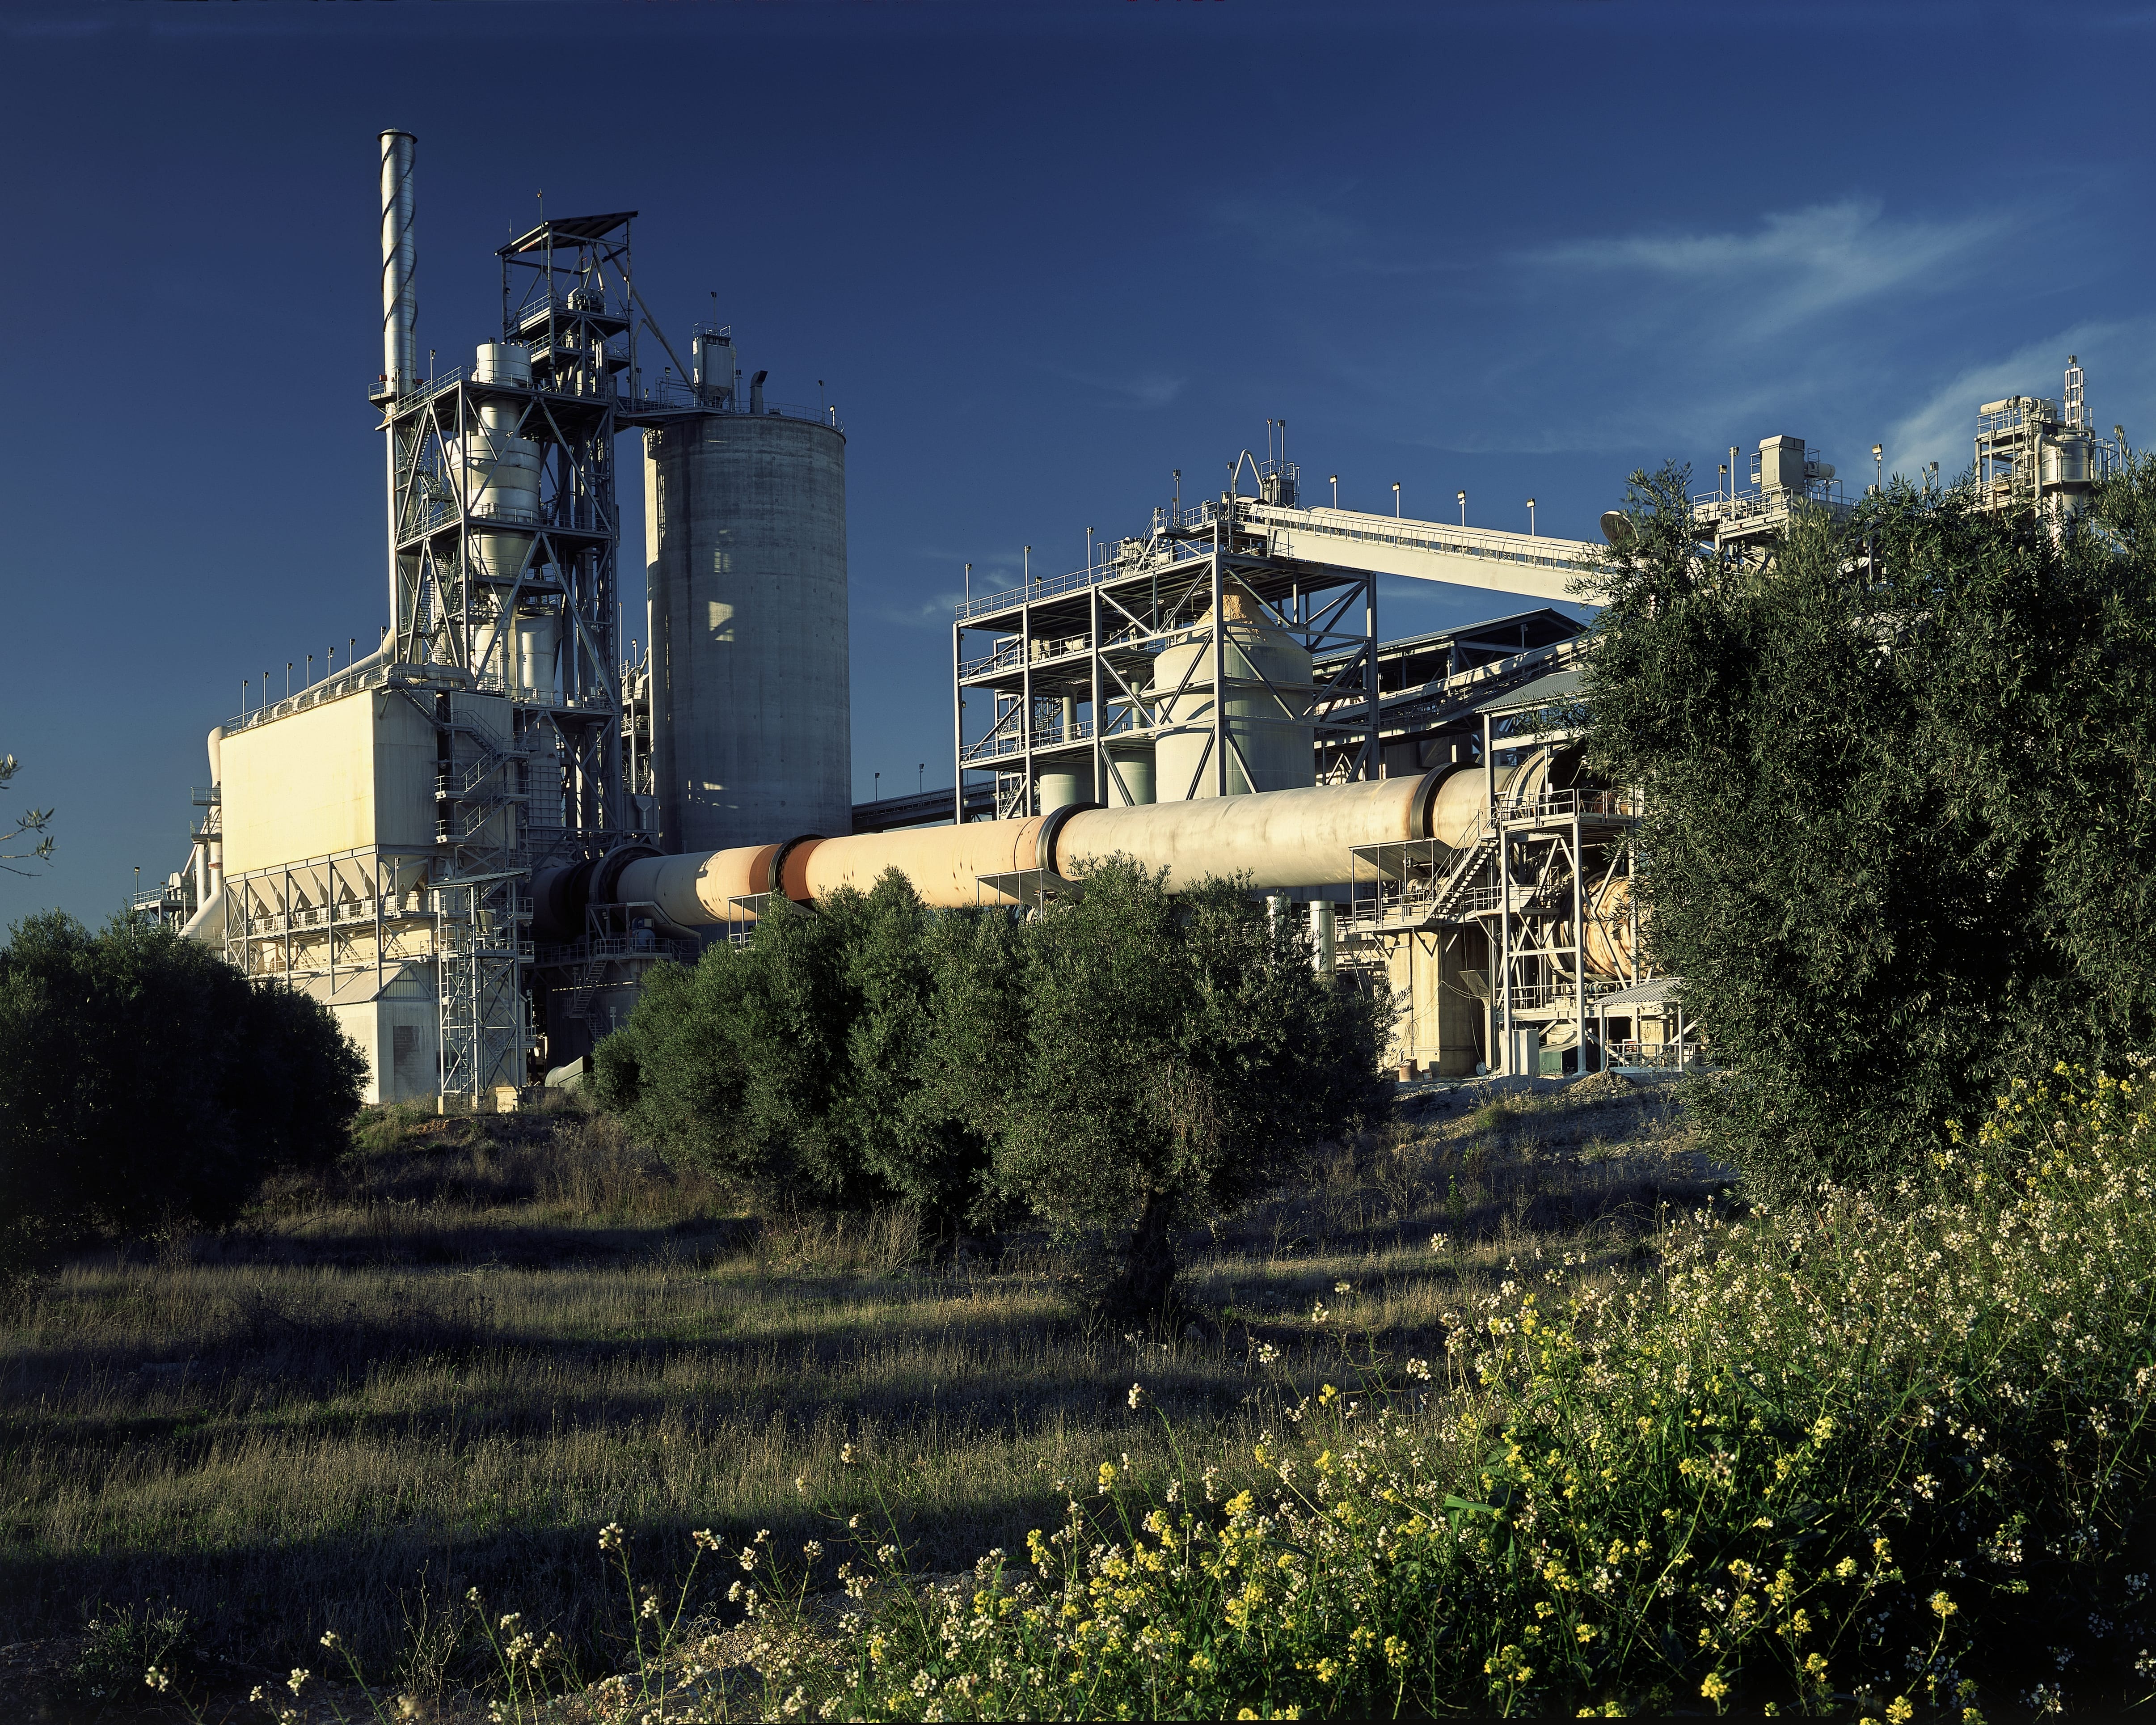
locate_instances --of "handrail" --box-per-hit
[1494,788,1643,822]
[622,374,842,430]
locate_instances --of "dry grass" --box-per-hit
[0,1076,1718,1715]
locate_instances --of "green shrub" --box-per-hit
[595,862,1391,1313]
[593,871,995,1220]
[745,1058,2156,1718]
[71,1602,194,1708]
[0,911,365,1254]
[981,861,1392,1318]
[1584,461,2156,1194]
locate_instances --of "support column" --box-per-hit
[1573,812,1586,1075]
[1210,511,1228,796]
[951,619,965,824]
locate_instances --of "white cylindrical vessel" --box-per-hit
[461,366,540,587]
[475,342,532,386]
[1104,744,1155,806]
[1038,765,1094,813]
[1150,591,1314,799]
[645,406,850,854]
[515,615,561,696]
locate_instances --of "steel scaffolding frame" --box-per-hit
[363,215,652,1102]
[953,470,1381,822]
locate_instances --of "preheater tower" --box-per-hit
[644,350,850,854]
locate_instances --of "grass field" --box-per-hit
[0,1075,1716,1717]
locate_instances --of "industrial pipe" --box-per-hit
[594,769,1469,927]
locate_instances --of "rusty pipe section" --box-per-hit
[605,771,1460,925]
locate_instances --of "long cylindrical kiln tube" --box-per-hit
[799,816,1049,903]
[1050,773,1443,895]
[608,772,1460,926]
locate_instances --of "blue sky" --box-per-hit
[6,0,2156,922]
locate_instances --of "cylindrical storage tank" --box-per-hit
[1038,761,1094,813]
[515,614,561,696]
[461,393,540,584]
[1309,900,1336,972]
[475,342,532,386]
[2042,434,2092,489]
[645,408,850,854]
[1104,745,1154,806]
[1150,591,1313,800]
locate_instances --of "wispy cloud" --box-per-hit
[1882,320,2156,480]
[866,591,969,630]
[1521,198,2006,338]
[1205,192,1470,279]
[1034,361,1188,411]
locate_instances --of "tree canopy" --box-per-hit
[592,862,1392,1313]
[0,911,367,1257]
[1583,461,2156,1192]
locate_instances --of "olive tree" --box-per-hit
[981,859,1392,1318]
[1583,460,2156,1194]
[594,860,1392,1313]
[592,870,996,1224]
[0,911,365,1256]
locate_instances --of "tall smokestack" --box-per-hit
[379,130,416,656]
[379,130,416,394]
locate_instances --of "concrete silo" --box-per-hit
[643,369,850,855]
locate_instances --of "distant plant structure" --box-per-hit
[0,910,366,1260]
[1584,459,2156,1193]
[0,752,55,875]
[595,862,1391,1319]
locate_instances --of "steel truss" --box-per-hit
[363,215,654,1101]
[1341,733,1644,1077]
[435,869,530,1099]
[952,466,1380,822]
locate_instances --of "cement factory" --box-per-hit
[127,133,2127,1107]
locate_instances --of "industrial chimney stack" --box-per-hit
[378,130,417,394]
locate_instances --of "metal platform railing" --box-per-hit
[1494,788,1644,824]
